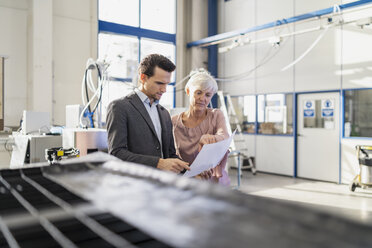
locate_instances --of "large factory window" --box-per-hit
[344,89,372,138]
[98,0,176,109]
[98,33,138,80]
[258,94,293,135]
[140,0,176,34]
[99,0,139,27]
[140,38,176,83]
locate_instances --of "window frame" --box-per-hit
[342,87,372,139]
[98,0,177,106]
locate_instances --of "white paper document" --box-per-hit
[183,130,236,178]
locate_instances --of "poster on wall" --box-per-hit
[303,100,315,118]
[321,99,334,117]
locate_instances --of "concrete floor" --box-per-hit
[229,169,372,225]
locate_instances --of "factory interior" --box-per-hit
[1,0,372,247]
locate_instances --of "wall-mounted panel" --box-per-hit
[53,0,92,21]
[222,0,255,31]
[255,35,294,94]
[256,135,294,176]
[53,16,92,125]
[341,25,372,89]
[0,6,27,126]
[218,0,256,95]
[220,45,256,95]
[256,0,294,94]
[243,134,256,158]
[294,0,342,92]
[256,0,294,26]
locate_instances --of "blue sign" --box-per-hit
[321,99,334,117]
[304,109,315,117]
[322,109,334,117]
[303,100,315,118]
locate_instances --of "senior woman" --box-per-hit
[172,69,230,186]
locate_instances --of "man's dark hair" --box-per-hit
[138,54,176,77]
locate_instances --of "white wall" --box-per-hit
[218,0,256,95]
[218,0,372,95]
[0,0,97,126]
[217,0,372,178]
[256,135,294,176]
[52,0,97,125]
[295,0,342,92]
[0,1,28,126]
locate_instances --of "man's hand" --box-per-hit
[157,158,190,173]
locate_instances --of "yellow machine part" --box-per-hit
[359,146,372,150]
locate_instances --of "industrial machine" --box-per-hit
[45,147,80,164]
[62,128,107,156]
[10,134,62,166]
[350,145,372,192]
[1,153,372,247]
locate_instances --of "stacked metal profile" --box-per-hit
[1,153,372,248]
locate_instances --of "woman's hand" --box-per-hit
[198,134,216,151]
[195,168,213,180]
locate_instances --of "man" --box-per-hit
[106,54,190,174]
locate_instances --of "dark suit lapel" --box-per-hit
[157,104,168,155]
[128,92,157,138]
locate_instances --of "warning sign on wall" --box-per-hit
[303,100,315,118]
[321,99,334,117]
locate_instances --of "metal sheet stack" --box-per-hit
[0,152,372,248]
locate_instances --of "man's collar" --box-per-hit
[134,88,159,105]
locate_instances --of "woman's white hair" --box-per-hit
[185,68,218,95]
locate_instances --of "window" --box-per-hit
[140,38,176,82]
[141,0,176,33]
[98,0,176,111]
[243,95,256,133]
[230,95,256,133]
[258,94,293,135]
[98,33,138,79]
[99,0,139,27]
[344,89,372,137]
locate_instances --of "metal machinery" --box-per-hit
[10,134,63,166]
[350,145,372,192]
[62,128,107,156]
[1,153,372,247]
[45,147,80,164]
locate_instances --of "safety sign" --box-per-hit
[303,100,315,118]
[321,99,334,117]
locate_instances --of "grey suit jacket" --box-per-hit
[106,91,178,167]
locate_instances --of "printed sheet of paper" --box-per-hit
[183,130,236,178]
